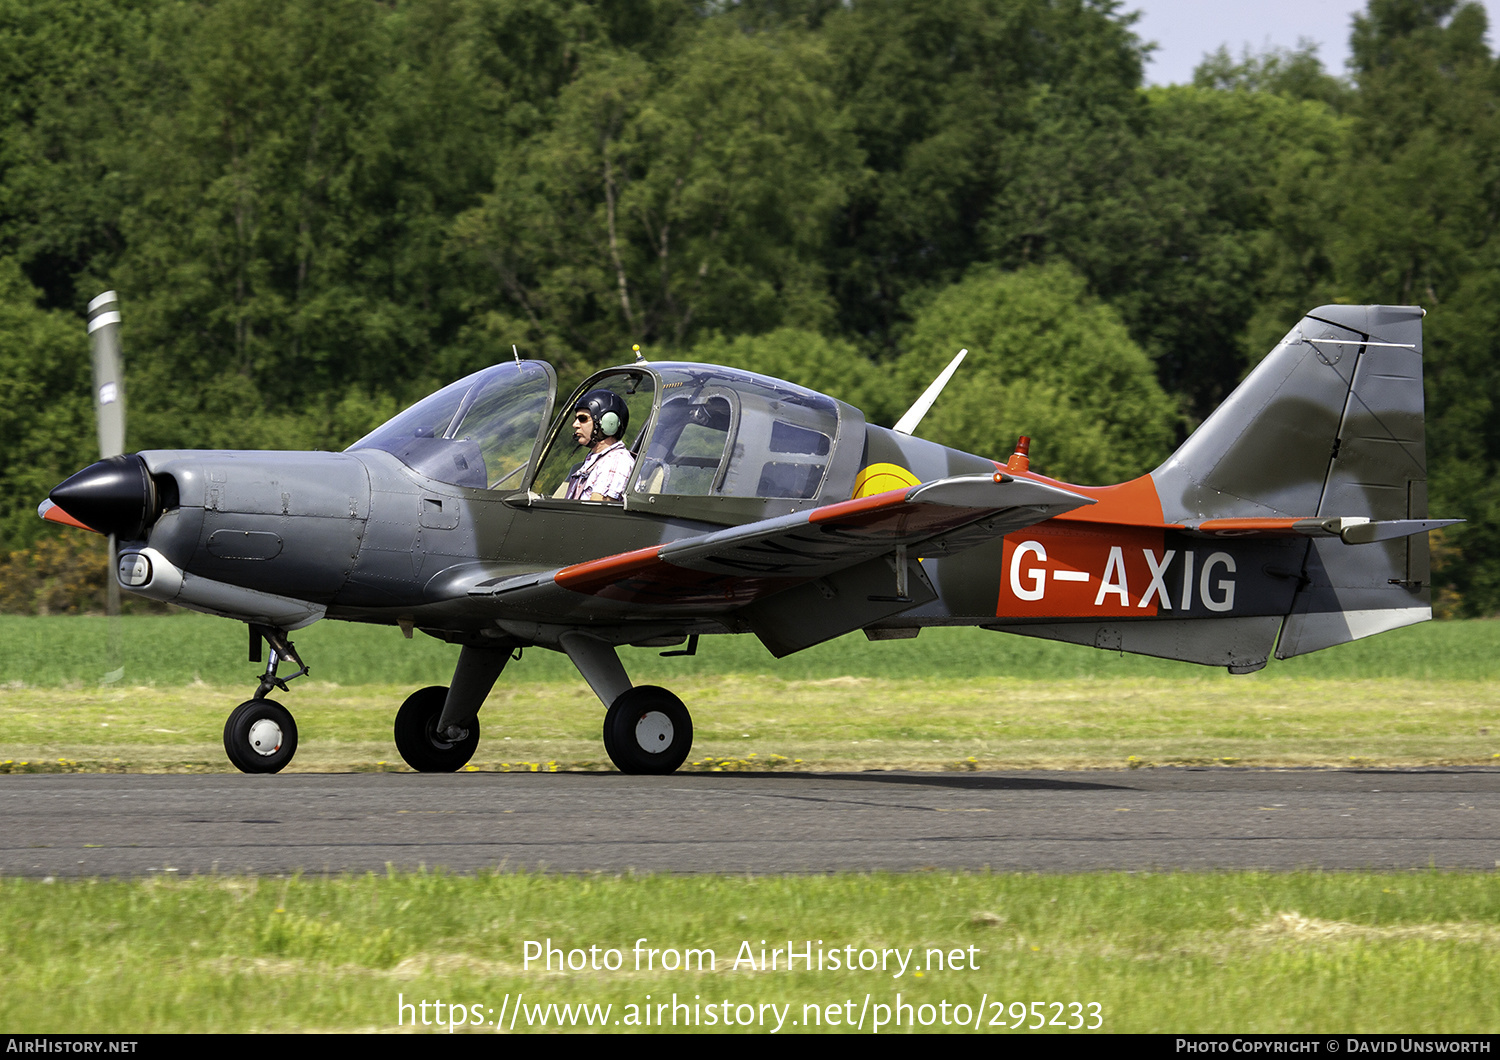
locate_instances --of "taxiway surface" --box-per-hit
[2,768,1497,877]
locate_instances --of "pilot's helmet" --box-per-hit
[576,389,629,441]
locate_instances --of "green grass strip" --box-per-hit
[5,615,1500,689]
[1,870,1496,1033]
[4,674,1499,773]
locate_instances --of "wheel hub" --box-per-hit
[247,718,283,756]
[634,710,674,753]
[425,717,458,750]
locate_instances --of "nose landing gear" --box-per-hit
[223,625,309,775]
[223,697,298,774]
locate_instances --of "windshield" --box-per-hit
[349,361,556,488]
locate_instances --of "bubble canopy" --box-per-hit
[350,358,851,506]
[349,360,556,489]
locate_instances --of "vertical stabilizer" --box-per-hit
[1152,305,1431,659]
[1152,306,1425,523]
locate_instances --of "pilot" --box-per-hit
[564,389,634,502]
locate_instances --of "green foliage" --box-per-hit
[820,0,1147,346]
[454,20,860,374]
[984,81,1350,416]
[0,259,95,550]
[0,0,151,307]
[684,327,893,421]
[1193,42,1354,109]
[1,0,1499,606]
[894,264,1177,482]
[1330,0,1500,613]
[117,0,426,443]
[0,531,107,614]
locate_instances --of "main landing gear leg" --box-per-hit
[223,624,309,775]
[394,643,512,772]
[560,632,693,776]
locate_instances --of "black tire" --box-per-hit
[602,686,692,775]
[394,685,479,772]
[223,698,298,774]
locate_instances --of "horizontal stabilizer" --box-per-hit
[1190,516,1460,543]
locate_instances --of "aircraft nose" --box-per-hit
[47,454,158,539]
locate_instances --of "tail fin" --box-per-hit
[1154,305,1426,524]
[1153,304,1434,658]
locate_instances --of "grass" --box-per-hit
[3,617,1497,1035]
[6,613,1500,688]
[2,616,1498,772]
[1,869,1496,1033]
[2,675,1498,773]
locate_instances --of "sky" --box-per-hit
[1127,0,1500,85]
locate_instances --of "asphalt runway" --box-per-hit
[3,767,1498,877]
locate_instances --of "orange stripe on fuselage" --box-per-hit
[999,468,1174,527]
[997,524,1168,618]
[992,470,1177,618]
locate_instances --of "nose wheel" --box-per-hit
[223,698,298,774]
[222,624,309,774]
[603,686,693,775]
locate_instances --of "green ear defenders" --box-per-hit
[576,389,629,445]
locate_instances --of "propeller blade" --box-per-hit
[86,290,127,659]
[87,290,125,460]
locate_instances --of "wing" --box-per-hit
[470,472,1093,622]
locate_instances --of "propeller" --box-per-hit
[89,291,126,460]
[89,292,127,683]
[33,294,131,681]
[37,291,130,535]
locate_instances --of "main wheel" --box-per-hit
[223,698,298,774]
[394,685,479,772]
[602,686,692,775]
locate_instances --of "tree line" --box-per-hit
[1,0,1497,615]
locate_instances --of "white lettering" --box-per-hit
[1093,546,1130,606]
[1201,552,1236,612]
[1139,549,1176,609]
[1010,541,1047,601]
